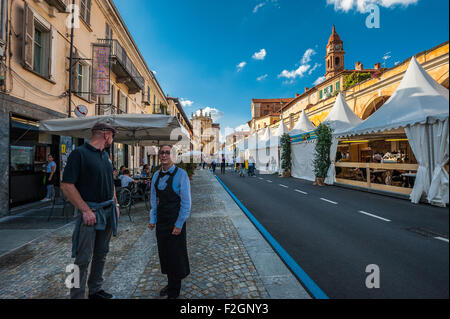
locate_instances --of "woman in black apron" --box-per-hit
[154,166,190,299]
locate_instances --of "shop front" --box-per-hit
[9,116,60,207]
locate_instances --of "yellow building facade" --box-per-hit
[0,0,171,213]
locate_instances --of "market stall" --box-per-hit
[290,111,317,181]
[334,57,449,206]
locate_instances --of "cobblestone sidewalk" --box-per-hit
[0,168,309,299]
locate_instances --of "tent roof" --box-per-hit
[40,113,189,146]
[338,56,449,137]
[261,126,272,141]
[323,92,363,134]
[273,119,289,137]
[290,111,316,136]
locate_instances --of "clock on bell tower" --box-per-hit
[325,25,345,79]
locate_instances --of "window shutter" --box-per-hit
[71,48,79,93]
[86,0,91,25]
[23,2,34,70]
[89,65,97,103]
[48,26,56,80]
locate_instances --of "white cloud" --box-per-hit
[326,0,418,13]
[237,61,247,72]
[313,76,326,86]
[152,70,157,74]
[257,74,268,81]
[195,107,224,122]
[278,64,311,80]
[301,49,316,64]
[180,99,194,108]
[253,3,265,13]
[253,0,280,13]
[252,49,267,60]
[308,63,321,75]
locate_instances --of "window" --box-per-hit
[264,110,269,116]
[336,81,340,91]
[319,90,323,99]
[335,57,340,67]
[118,91,128,114]
[80,0,91,25]
[23,3,55,79]
[74,62,90,100]
[105,23,113,39]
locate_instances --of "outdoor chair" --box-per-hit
[48,186,73,222]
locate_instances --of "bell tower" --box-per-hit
[325,25,345,79]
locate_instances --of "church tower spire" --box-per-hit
[325,25,345,79]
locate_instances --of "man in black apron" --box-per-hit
[149,145,191,299]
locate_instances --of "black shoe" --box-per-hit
[167,294,179,299]
[160,285,169,297]
[88,290,114,299]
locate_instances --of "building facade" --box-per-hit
[190,109,220,159]
[0,0,170,214]
[250,27,449,134]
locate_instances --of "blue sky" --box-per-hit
[114,0,449,137]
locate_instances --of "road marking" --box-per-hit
[320,198,338,205]
[434,237,449,243]
[279,184,288,188]
[357,211,391,222]
[267,180,273,183]
[215,175,328,299]
[295,189,308,195]
[259,177,264,180]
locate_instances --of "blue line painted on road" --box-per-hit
[215,175,329,300]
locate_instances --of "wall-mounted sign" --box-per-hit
[74,105,88,117]
[290,130,318,144]
[91,44,111,95]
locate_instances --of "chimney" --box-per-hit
[295,93,300,98]
[304,87,309,92]
[374,63,381,70]
[355,61,363,70]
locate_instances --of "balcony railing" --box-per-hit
[98,39,145,94]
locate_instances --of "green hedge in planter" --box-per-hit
[313,123,333,179]
[280,133,291,174]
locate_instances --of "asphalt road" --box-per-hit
[215,168,449,299]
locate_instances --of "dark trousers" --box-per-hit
[70,221,112,299]
[221,163,225,174]
[168,274,182,298]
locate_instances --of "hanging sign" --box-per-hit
[290,130,318,144]
[91,44,111,95]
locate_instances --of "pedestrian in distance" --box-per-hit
[61,122,120,299]
[148,145,191,299]
[211,159,217,174]
[221,154,226,175]
[42,154,56,201]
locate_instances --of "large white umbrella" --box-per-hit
[40,113,190,146]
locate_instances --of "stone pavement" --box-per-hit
[0,168,310,299]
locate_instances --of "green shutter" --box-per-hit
[336,81,340,91]
[330,85,333,92]
[319,90,323,99]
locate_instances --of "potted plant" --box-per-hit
[280,133,292,177]
[313,123,333,186]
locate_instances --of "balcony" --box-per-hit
[98,39,145,94]
[45,0,68,12]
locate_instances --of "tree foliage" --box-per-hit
[343,72,372,90]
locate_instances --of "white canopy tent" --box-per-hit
[336,57,449,206]
[290,111,318,181]
[272,119,290,174]
[323,93,363,185]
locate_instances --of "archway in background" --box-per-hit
[361,95,391,120]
